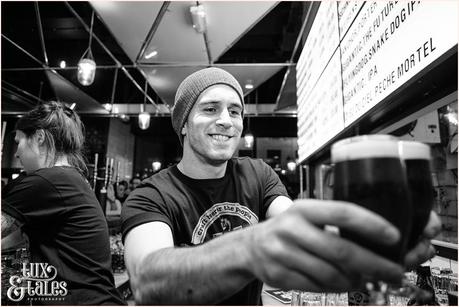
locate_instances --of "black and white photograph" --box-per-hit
[1,1,457,305]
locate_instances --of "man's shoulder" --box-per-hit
[135,166,180,193]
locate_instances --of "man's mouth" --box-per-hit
[210,134,231,142]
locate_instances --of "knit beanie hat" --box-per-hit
[172,67,244,145]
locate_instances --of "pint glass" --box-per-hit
[399,141,434,249]
[331,135,412,263]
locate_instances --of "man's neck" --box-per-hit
[177,156,228,179]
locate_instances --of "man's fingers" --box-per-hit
[293,200,400,245]
[423,211,442,239]
[268,241,355,291]
[404,239,436,270]
[295,221,405,284]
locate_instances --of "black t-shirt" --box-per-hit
[122,157,289,305]
[2,166,126,305]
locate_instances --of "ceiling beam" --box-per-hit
[136,1,170,63]
[34,2,49,66]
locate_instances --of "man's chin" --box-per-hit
[206,151,234,165]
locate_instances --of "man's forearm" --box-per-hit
[131,227,256,305]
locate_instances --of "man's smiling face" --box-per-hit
[182,84,243,165]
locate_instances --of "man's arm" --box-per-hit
[124,221,254,305]
[266,195,293,218]
[125,200,418,305]
[1,212,22,238]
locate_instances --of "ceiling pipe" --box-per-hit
[194,1,212,64]
[110,68,119,107]
[2,65,137,72]
[2,87,37,106]
[2,80,47,105]
[64,1,157,108]
[274,2,315,108]
[137,62,296,67]
[2,34,46,68]
[2,62,296,72]
[34,2,49,66]
[202,29,212,65]
[136,1,170,63]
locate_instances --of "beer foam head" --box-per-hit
[332,135,400,162]
[399,141,431,160]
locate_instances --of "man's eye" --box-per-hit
[204,107,216,112]
[230,109,241,116]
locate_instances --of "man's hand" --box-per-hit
[404,210,441,269]
[246,200,406,292]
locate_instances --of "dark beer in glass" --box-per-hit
[399,141,434,249]
[331,135,412,264]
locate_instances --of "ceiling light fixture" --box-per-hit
[138,107,150,130]
[244,132,254,148]
[145,50,158,59]
[244,116,254,148]
[245,80,254,90]
[103,103,112,111]
[59,60,66,69]
[152,161,162,172]
[287,157,296,172]
[119,114,130,123]
[138,80,151,130]
[190,4,207,33]
[77,12,96,86]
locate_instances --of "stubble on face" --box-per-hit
[182,85,243,167]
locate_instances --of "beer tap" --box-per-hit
[92,153,99,191]
[115,160,121,189]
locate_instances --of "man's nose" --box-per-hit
[216,109,232,128]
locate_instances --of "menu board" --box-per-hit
[341,1,458,126]
[297,51,344,161]
[296,1,458,162]
[297,1,339,106]
[296,2,340,162]
[337,1,364,39]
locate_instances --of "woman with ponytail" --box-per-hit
[1,101,126,305]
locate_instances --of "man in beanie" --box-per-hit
[121,68,441,305]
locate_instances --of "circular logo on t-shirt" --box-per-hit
[191,202,259,244]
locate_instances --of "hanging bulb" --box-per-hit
[78,12,96,86]
[244,133,254,148]
[152,161,161,172]
[287,160,296,172]
[138,112,150,130]
[77,58,96,86]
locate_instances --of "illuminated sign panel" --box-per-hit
[297,1,340,162]
[296,1,458,162]
[341,1,458,126]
